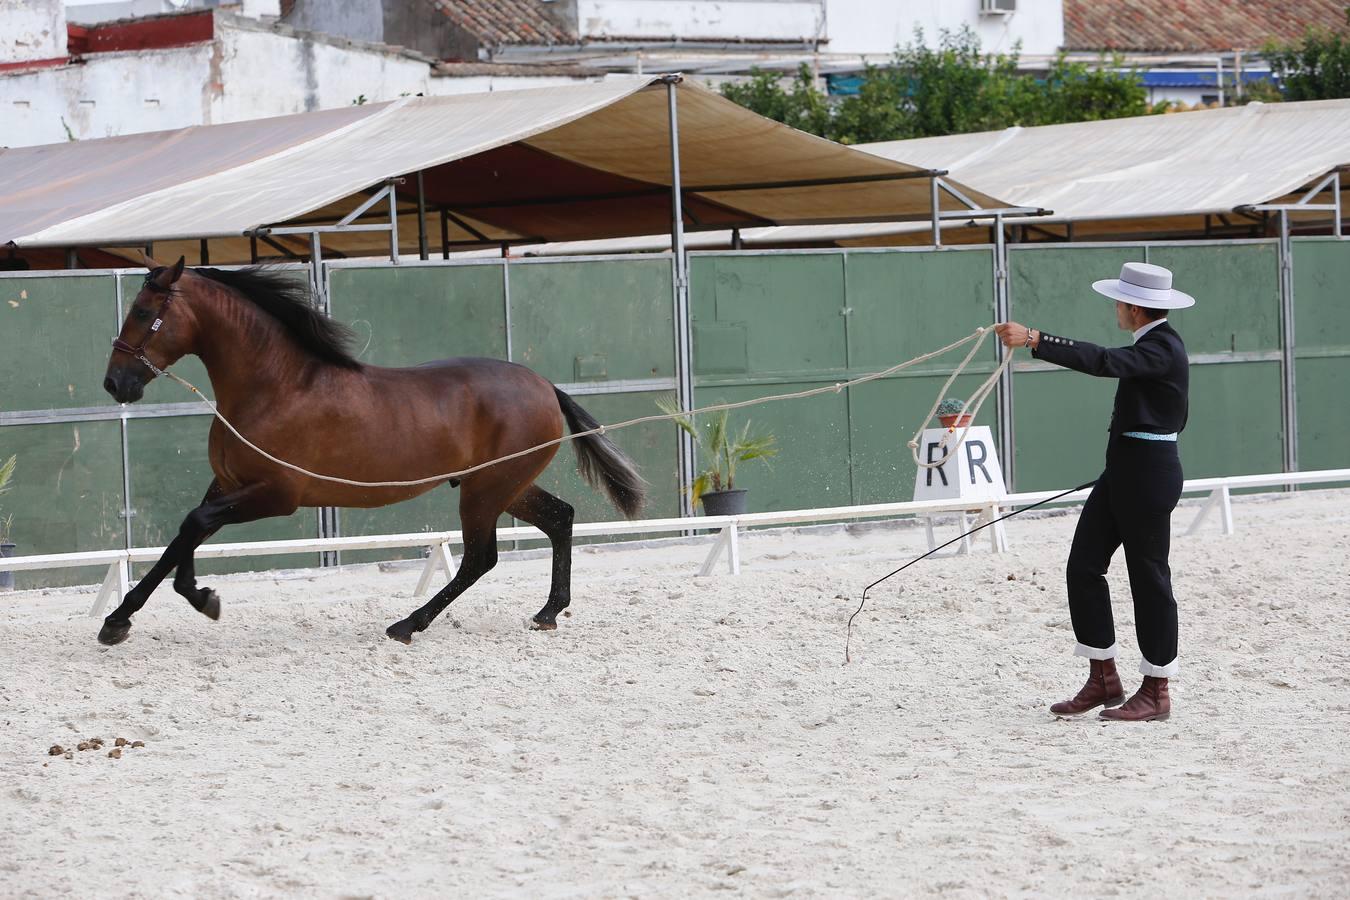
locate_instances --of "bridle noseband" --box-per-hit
[111,273,175,377]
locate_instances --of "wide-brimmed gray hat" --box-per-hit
[1091,262,1195,309]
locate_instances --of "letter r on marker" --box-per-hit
[926,442,948,487]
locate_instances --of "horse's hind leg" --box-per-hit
[507,485,575,630]
[386,504,500,645]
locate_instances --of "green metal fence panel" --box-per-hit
[1183,361,1284,478]
[0,420,124,588]
[692,382,851,513]
[1,275,120,412]
[1009,246,1145,345]
[1295,357,1350,474]
[1009,242,1285,490]
[1147,243,1280,353]
[1013,361,1283,491]
[327,263,507,365]
[1292,238,1350,476]
[690,253,847,377]
[126,415,319,577]
[508,258,675,384]
[1012,369,1118,491]
[1292,238,1350,352]
[848,373,993,505]
[691,249,1000,510]
[845,248,997,368]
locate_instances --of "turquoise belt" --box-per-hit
[1122,431,1178,442]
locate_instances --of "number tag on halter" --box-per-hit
[151,319,163,332]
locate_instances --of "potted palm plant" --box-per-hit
[0,454,15,591]
[657,399,777,516]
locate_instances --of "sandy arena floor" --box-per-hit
[2,489,1349,898]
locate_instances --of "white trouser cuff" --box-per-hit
[1139,656,1179,678]
[1073,642,1118,661]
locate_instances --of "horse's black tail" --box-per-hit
[554,388,647,519]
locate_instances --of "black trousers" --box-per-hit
[1067,437,1182,674]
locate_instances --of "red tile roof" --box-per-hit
[428,0,574,47]
[1064,0,1350,52]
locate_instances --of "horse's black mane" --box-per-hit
[188,266,363,370]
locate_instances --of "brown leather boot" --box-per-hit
[1050,658,1125,716]
[1099,676,1170,722]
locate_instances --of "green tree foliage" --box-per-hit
[1264,25,1350,100]
[720,27,1149,144]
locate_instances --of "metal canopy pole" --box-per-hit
[993,214,1015,489]
[416,170,429,261]
[665,75,696,520]
[1277,209,1298,474]
[930,176,942,247]
[387,180,400,264]
[1336,170,1343,238]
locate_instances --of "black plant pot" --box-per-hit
[0,542,14,591]
[700,489,748,516]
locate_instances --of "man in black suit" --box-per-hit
[994,262,1193,722]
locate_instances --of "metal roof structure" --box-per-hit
[487,98,1348,254]
[0,75,1031,267]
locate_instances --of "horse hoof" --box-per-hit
[194,588,221,621]
[385,622,415,645]
[528,617,558,632]
[98,618,132,646]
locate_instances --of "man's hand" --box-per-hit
[994,321,1037,350]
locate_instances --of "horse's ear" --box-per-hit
[139,249,163,270]
[169,256,186,283]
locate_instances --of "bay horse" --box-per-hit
[99,257,645,646]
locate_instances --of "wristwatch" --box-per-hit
[1023,328,1037,349]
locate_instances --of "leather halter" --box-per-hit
[111,273,175,377]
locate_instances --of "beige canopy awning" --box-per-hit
[1,75,1015,264]
[479,98,1350,254]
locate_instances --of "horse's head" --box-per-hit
[104,255,194,403]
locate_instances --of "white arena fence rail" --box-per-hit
[2,467,1347,619]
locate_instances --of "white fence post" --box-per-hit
[415,541,458,598]
[3,469,1346,595]
[88,558,130,618]
[699,527,729,577]
[1186,486,1237,536]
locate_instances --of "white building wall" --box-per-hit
[825,0,1063,57]
[576,1,827,43]
[212,26,435,118]
[1,46,212,145]
[1,0,67,63]
[0,15,604,148]
[64,0,280,25]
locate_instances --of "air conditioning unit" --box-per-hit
[980,0,1017,14]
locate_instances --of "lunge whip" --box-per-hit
[844,479,1099,663]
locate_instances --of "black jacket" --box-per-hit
[1032,320,1189,436]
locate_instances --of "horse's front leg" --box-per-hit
[98,482,291,645]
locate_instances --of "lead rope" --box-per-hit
[153,326,1010,489]
[908,336,1014,469]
